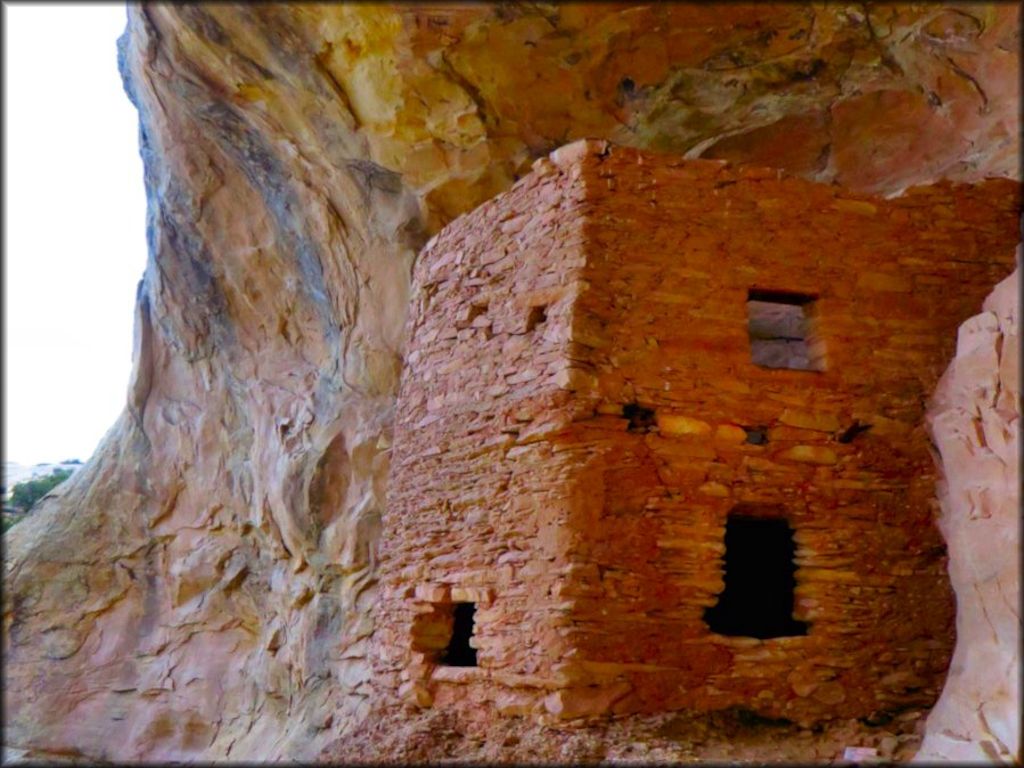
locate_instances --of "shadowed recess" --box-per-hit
[440,602,478,667]
[705,515,808,639]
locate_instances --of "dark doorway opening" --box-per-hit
[704,515,808,639]
[440,602,478,666]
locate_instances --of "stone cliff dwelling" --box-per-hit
[375,140,1020,728]
[377,139,1022,724]
[5,5,1022,764]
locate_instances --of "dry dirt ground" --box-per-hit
[331,705,927,764]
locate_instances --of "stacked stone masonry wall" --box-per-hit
[375,140,1021,726]
[554,143,1019,725]
[375,161,592,717]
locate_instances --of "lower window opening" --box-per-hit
[704,515,808,639]
[440,602,478,667]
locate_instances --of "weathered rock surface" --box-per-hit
[2,3,1019,762]
[916,266,1021,764]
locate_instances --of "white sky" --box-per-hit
[4,3,147,465]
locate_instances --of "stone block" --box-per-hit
[778,409,841,432]
[542,683,633,719]
[398,681,434,708]
[778,445,839,465]
[715,424,748,443]
[414,584,450,603]
[657,413,712,436]
[450,586,494,604]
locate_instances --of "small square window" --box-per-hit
[747,290,824,371]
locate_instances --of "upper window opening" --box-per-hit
[467,302,488,323]
[747,289,824,372]
[440,602,478,667]
[526,305,548,333]
[457,301,489,331]
[704,513,808,639]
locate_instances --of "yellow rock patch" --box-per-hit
[657,413,712,436]
[779,445,838,465]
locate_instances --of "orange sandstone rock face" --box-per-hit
[376,141,1019,730]
[1,3,1020,763]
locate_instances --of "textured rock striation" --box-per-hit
[916,267,1021,764]
[2,4,1020,762]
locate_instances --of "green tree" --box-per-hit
[8,468,73,514]
[2,513,26,534]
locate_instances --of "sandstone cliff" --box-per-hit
[3,4,1019,762]
[917,267,1021,763]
